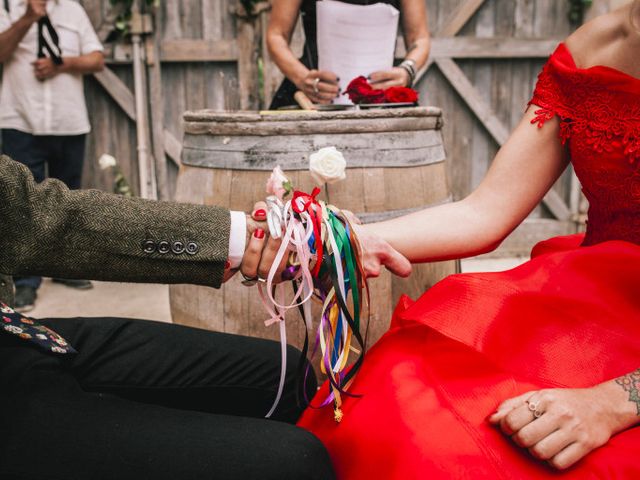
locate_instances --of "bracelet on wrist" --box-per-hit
[399,59,417,87]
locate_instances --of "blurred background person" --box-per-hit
[0,0,105,311]
[267,0,430,108]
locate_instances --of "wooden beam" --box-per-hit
[542,191,572,221]
[93,67,136,121]
[435,58,510,145]
[236,18,260,110]
[438,0,488,37]
[163,129,183,167]
[398,37,559,60]
[412,0,488,85]
[105,40,239,64]
[148,34,170,200]
[93,67,182,167]
[160,39,238,62]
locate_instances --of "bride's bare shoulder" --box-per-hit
[565,6,630,68]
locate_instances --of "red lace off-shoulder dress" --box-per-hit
[298,44,640,478]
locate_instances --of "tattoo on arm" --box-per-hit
[615,368,640,415]
[406,42,418,54]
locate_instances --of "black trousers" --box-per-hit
[0,318,335,480]
[0,128,86,187]
[1,129,87,290]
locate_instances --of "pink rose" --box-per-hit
[266,166,290,200]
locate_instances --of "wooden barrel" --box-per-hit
[170,107,458,354]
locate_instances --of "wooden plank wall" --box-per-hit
[421,0,572,207]
[78,0,240,197]
[0,0,600,231]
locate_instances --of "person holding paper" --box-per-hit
[267,0,430,108]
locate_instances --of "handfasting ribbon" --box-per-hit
[260,187,369,422]
[292,188,324,277]
[260,197,316,417]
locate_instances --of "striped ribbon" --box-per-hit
[261,191,368,422]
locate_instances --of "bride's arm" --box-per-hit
[363,106,569,263]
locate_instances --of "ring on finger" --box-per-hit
[527,400,543,419]
[313,77,321,94]
[241,272,258,287]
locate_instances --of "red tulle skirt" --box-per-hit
[298,235,640,479]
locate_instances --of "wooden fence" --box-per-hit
[0,0,625,254]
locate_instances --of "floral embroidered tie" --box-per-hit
[1,302,76,354]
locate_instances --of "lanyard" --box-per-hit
[38,15,63,65]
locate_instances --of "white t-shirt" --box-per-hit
[0,0,103,135]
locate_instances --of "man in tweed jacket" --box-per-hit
[0,154,232,306]
[0,155,336,480]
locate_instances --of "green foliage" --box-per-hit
[240,0,261,16]
[109,0,158,35]
[568,0,593,25]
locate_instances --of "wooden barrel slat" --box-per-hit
[184,127,443,153]
[183,106,443,123]
[183,117,442,137]
[170,108,459,369]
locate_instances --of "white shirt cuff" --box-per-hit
[228,211,247,269]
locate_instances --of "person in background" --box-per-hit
[0,0,105,311]
[267,0,430,108]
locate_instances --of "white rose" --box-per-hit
[98,154,117,170]
[309,147,347,185]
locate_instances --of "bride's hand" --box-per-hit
[237,202,288,284]
[489,381,639,470]
[343,212,412,279]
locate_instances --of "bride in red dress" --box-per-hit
[297,2,640,477]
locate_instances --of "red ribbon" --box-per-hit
[292,187,323,277]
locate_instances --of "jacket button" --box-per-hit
[158,241,171,254]
[142,240,156,254]
[185,241,199,255]
[171,241,185,255]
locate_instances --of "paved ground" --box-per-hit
[28,257,527,321]
[30,279,172,322]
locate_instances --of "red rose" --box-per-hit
[384,86,419,104]
[344,76,386,104]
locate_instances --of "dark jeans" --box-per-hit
[0,318,334,480]
[1,129,87,290]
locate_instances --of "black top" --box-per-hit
[270,0,401,109]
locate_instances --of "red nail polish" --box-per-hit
[224,260,230,270]
[253,208,267,219]
[254,228,265,239]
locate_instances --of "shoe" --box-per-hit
[52,278,94,290]
[14,285,37,313]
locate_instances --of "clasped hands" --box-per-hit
[224,201,412,284]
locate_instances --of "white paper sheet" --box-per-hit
[317,0,400,104]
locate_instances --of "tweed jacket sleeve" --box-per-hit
[0,155,231,295]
